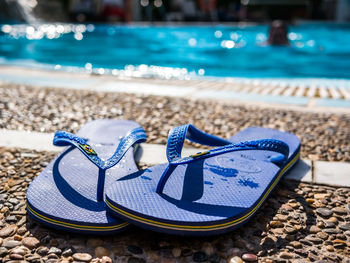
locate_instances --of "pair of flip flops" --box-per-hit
[27,119,300,236]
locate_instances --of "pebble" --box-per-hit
[0,225,17,237]
[2,239,21,248]
[309,225,321,233]
[101,256,113,263]
[95,246,110,257]
[9,253,24,260]
[22,236,40,249]
[228,256,243,263]
[36,246,49,256]
[280,252,294,259]
[339,223,350,231]
[332,207,347,214]
[62,248,73,257]
[241,253,258,262]
[270,221,284,228]
[48,247,62,255]
[127,245,143,254]
[316,208,333,218]
[326,245,334,252]
[289,241,302,249]
[305,235,323,244]
[192,251,208,262]
[171,248,181,258]
[72,253,93,262]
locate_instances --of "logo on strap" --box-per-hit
[79,144,97,155]
[190,150,210,158]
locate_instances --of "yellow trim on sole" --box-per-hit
[27,203,129,232]
[106,152,300,232]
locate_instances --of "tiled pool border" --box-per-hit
[1,65,350,110]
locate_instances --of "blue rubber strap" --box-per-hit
[156,125,289,194]
[53,127,147,201]
[166,124,231,163]
[53,127,147,169]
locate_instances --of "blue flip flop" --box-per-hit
[105,125,300,236]
[26,120,146,234]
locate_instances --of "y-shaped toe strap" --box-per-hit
[53,127,147,201]
[156,124,289,194]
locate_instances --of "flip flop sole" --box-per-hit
[27,120,141,234]
[105,127,300,236]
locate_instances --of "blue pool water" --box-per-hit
[0,23,350,79]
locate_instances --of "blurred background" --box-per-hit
[1,0,349,23]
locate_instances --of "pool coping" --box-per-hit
[1,65,350,113]
[0,128,349,188]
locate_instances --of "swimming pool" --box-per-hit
[0,23,350,79]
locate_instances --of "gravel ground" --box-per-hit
[0,84,350,162]
[0,147,350,263]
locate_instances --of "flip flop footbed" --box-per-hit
[27,120,141,234]
[105,127,300,235]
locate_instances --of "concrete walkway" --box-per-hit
[0,129,349,188]
[1,66,350,110]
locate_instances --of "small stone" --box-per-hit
[0,225,18,237]
[328,217,338,223]
[309,225,321,233]
[332,207,347,214]
[323,228,341,234]
[193,251,208,262]
[333,239,346,248]
[324,221,335,228]
[10,253,24,260]
[2,239,21,248]
[314,193,329,199]
[0,237,2,246]
[316,231,328,240]
[48,247,62,255]
[5,215,17,223]
[289,241,302,249]
[316,208,333,218]
[62,248,73,257]
[48,253,59,259]
[280,252,294,259]
[241,253,258,262]
[285,226,297,234]
[0,247,8,256]
[202,242,214,256]
[73,253,92,262]
[11,246,29,256]
[95,246,110,258]
[305,235,323,244]
[339,223,350,231]
[101,256,113,263]
[127,245,143,254]
[228,256,243,263]
[326,245,334,252]
[36,246,49,256]
[270,221,284,228]
[22,236,40,249]
[172,248,181,258]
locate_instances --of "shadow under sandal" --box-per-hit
[105,124,300,236]
[26,119,147,234]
